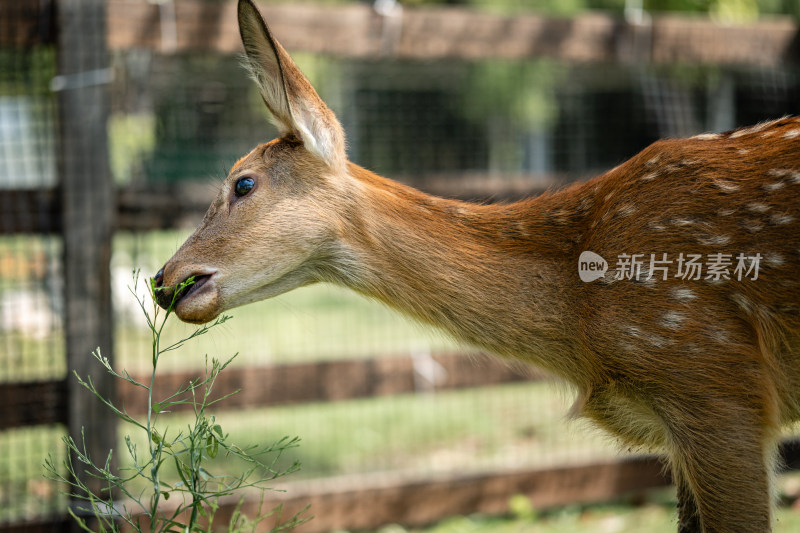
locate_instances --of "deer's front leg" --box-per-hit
[674,468,701,533]
[661,385,776,533]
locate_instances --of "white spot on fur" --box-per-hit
[770,213,794,225]
[661,310,686,330]
[746,203,770,214]
[706,327,731,344]
[784,129,800,139]
[616,204,637,217]
[717,208,736,216]
[646,155,661,166]
[697,234,732,246]
[623,324,672,348]
[767,169,800,183]
[671,287,697,302]
[646,332,672,348]
[624,324,643,337]
[671,217,699,227]
[737,148,750,155]
[766,253,785,267]
[731,293,753,313]
[730,126,757,138]
[641,171,659,181]
[663,164,680,174]
[713,180,740,192]
[764,181,785,192]
[742,219,764,233]
[730,119,782,138]
[692,133,722,140]
[603,192,614,202]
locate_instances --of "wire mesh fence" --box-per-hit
[2,0,800,530]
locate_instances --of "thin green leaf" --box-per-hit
[207,435,219,459]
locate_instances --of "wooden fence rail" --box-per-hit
[4,1,798,66]
[1,351,539,429]
[153,456,673,533]
[119,351,543,413]
[106,1,800,66]
[0,177,556,235]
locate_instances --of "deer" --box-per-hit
[152,0,800,531]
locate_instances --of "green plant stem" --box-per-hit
[146,283,178,532]
[44,270,309,532]
[147,358,160,531]
[147,305,163,533]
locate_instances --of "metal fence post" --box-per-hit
[56,0,117,503]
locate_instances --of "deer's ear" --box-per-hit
[237,0,346,171]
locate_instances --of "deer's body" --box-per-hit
[154,2,800,531]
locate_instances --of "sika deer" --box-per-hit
[153,1,800,530]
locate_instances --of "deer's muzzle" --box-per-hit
[152,267,175,310]
[152,267,213,312]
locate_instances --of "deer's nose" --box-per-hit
[153,267,165,288]
[152,266,174,310]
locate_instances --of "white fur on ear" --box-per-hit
[290,102,347,170]
[238,0,347,172]
[240,53,292,134]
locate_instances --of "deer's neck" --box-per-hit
[329,164,589,381]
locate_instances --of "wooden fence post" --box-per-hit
[56,0,117,501]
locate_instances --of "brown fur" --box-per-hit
[154,2,800,531]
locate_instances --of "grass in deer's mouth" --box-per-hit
[177,273,212,301]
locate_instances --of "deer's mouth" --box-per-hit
[173,271,222,324]
[176,273,213,303]
[153,268,221,324]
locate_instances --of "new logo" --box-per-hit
[578,251,608,282]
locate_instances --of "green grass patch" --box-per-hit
[0,425,67,523]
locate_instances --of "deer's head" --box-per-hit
[153,0,354,323]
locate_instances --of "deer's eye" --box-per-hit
[234,177,255,197]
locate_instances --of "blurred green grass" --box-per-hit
[0,425,67,523]
[360,496,800,533]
